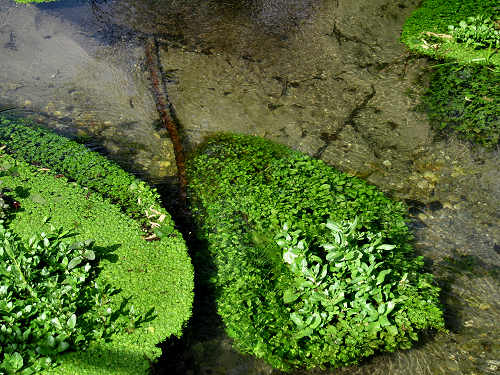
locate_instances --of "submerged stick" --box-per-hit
[144,36,187,201]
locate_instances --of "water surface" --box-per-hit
[0,1,499,374]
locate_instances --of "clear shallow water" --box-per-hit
[1,1,499,374]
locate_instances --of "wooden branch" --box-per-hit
[144,37,187,202]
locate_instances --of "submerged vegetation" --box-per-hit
[187,134,445,371]
[402,0,499,149]
[0,116,194,374]
[423,64,499,148]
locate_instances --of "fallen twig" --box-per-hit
[144,36,187,202]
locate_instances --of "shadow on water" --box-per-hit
[151,183,222,375]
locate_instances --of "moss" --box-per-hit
[0,122,194,374]
[186,134,444,371]
[423,64,499,148]
[401,0,499,66]
[0,116,174,232]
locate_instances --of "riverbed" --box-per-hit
[0,1,498,374]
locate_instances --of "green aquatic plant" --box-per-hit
[423,63,499,148]
[402,1,499,148]
[187,134,445,371]
[275,218,442,350]
[0,224,129,374]
[0,152,17,219]
[401,0,500,66]
[0,123,194,374]
[0,117,175,234]
[448,15,500,49]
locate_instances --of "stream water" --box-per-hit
[0,0,499,374]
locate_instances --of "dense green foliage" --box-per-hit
[401,0,499,66]
[0,223,125,374]
[423,64,499,148]
[448,15,500,50]
[0,124,194,374]
[187,134,445,371]
[402,0,499,148]
[0,117,174,235]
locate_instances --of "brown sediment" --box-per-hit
[144,36,187,202]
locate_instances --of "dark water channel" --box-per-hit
[1,1,499,374]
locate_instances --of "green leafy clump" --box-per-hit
[276,220,443,358]
[448,15,500,49]
[0,117,174,233]
[0,225,126,374]
[187,134,445,371]
[0,143,193,374]
[401,0,499,66]
[423,64,499,148]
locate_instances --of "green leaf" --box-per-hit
[67,256,82,270]
[57,341,70,353]
[67,314,77,329]
[290,312,304,327]
[296,278,314,289]
[386,300,396,315]
[283,289,300,304]
[386,325,398,336]
[4,352,24,371]
[379,315,391,327]
[83,250,95,261]
[377,244,396,251]
[50,318,62,330]
[47,335,56,347]
[366,321,380,336]
[309,313,322,330]
[376,269,392,285]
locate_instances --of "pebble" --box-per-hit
[76,129,88,137]
[417,180,430,190]
[479,303,490,310]
[451,166,466,177]
[423,171,438,183]
[443,202,454,210]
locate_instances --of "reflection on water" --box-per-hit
[1,0,499,374]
